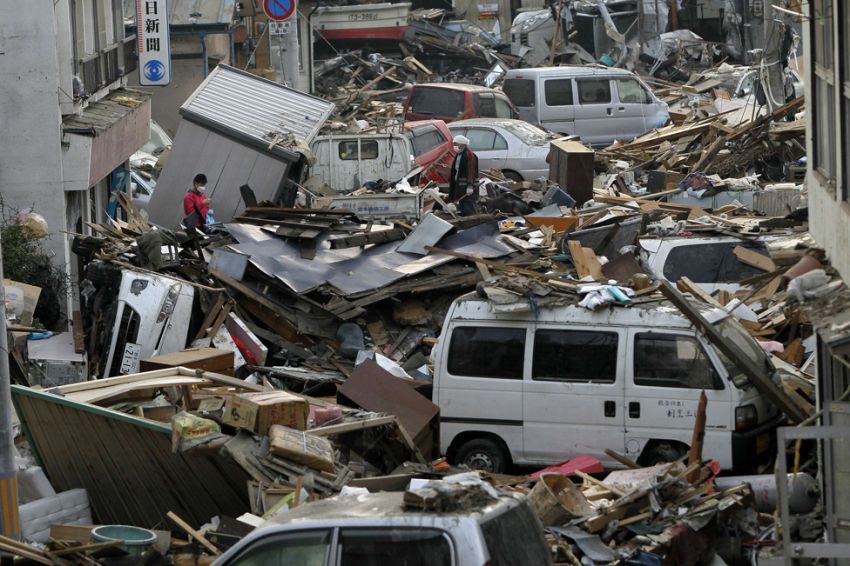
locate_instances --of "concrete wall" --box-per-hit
[0,0,70,269]
[453,0,512,41]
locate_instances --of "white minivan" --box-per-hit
[502,66,670,146]
[433,295,782,473]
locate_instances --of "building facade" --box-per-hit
[0,0,151,321]
[803,0,850,560]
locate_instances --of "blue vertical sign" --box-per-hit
[137,0,172,86]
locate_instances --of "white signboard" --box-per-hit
[136,0,172,86]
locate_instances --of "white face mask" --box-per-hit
[197,185,207,193]
[454,145,462,152]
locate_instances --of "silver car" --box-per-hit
[214,491,551,566]
[448,118,556,182]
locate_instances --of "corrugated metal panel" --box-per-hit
[62,89,152,135]
[180,65,334,146]
[11,385,251,527]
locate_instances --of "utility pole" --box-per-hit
[0,232,20,540]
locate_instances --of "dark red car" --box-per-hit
[402,119,455,185]
[403,83,518,124]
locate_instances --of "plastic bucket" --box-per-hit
[527,473,592,526]
[91,525,157,557]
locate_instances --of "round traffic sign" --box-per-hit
[264,0,295,21]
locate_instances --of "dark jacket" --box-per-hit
[448,147,479,202]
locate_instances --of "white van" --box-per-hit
[433,295,782,473]
[503,66,669,146]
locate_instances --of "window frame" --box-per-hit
[531,328,620,384]
[632,331,725,391]
[446,324,528,380]
[543,78,574,107]
[337,527,456,566]
[811,0,837,184]
[576,78,612,105]
[614,78,651,104]
[225,528,335,566]
[337,139,380,161]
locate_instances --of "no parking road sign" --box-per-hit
[264,0,296,21]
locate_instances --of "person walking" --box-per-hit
[448,135,479,216]
[183,173,211,229]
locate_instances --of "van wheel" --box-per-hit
[641,443,686,466]
[455,438,508,473]
[502,170,523,182]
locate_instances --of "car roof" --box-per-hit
[505,65,637,78]
[413,83,502,93]
[448,292,712,329]
[260,492,520,526]
[404,119,448,130]
[448,118,538,129]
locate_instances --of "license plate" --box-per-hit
[756,433,770,454]
[120,342,142,374]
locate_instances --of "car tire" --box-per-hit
[455,438,508,473]
[502,170,523,182]
[641,443,686,466]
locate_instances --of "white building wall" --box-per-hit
[0,0,70,268]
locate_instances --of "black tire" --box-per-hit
[641,443,686,466]
[502,170,523,182]
[455,438,508,473]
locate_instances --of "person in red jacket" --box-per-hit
[183,173,211,227]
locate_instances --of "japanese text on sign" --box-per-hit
[136,0,171,86]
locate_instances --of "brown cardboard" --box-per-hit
[140,348,235,375]
[223,391,308,434]
[268,425,336,472]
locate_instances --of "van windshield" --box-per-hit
[410,88,464,117]
[503,78,535,107]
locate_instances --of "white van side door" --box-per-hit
[612,78,655,141]
[522,326,626,466]
[624,329,734,468]
[573,77,618,146]
[538,77,576,135]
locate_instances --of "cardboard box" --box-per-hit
[269,425,336,472]
[223,391,308,434]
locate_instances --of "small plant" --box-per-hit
[0,197,69,329]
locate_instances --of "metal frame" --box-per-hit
[777,419,850,562]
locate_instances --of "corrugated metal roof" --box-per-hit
[62,89,152,136]
[124,0,236,29]
[180,65,335,148]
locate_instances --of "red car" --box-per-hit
[402,120,455,185]
[403,83,518,123]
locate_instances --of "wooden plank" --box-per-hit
[687,391,708,483]
[677,277,723,307]
[604,448,641,469]
[167,511,221,555]
[72,310,86,354]
[659,281,807,423]
[192,292,226,342]
[568,240,599,280]
[575,471,626,497]
[734,246,776,272]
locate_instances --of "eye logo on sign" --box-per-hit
[143,60,166,82]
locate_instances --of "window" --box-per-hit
[465,129,497,150]
[410,88,464,117]
[338,140,379,160]
[480,503,551,566]
[615,79,651,104]
[533,330,618,383]
[494,96,514,118]
[493,133,508,149]
[339,529,452,566]
[503,78,535,107]
[477,93,497,117]
[634,333,722,390]
[812,0,836,180]
[577,79,611,104]
[231,530,331,566]
[408,126,445,157]
[842,1,850,201]
[661,242,769,283]
[544,79,573,106]
[447,327,525,379]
